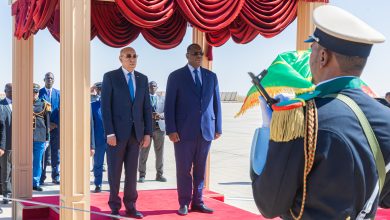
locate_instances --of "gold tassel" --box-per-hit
[270,107,305,142]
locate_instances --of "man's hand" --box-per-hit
[90,149,95,157]
[0,149,4,157]
[214,133,221,140]
[107,135,117,147]
[168,132,180,143]
[140,135,151,148]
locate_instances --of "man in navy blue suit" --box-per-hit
[165,43,222,216]
[101,47,152,219]
[39,72,61,185]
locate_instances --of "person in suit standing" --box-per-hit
[0,83,12,204]
[39,72,61,185]
[138,81,167,183]
[32,84,51,192]
[101,47,152,219]
[90,82,107,193]
[165,43,222,216]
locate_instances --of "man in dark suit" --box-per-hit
[101,47,152,219]
[39,72,61,185]
[0,83,12,204]
[165,43,222,216]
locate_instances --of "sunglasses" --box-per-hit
[189,52,204,56]
[124,54,138,59]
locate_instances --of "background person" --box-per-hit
[0,83,12,204]
[138,81,167,183]
[39,72,60,185]
[32,84,51,191]
[90,82,107,193]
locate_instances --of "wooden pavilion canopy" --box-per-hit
[10,0,328,219]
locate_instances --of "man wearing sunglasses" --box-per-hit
[101,47,152,219]
[165,43,222,216]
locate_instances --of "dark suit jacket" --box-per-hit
[0,99,12,151]
[101,67,152,142]
[165,65,222,141]
[39,87,60,125]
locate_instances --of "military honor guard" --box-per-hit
[251,5,390,219]
[32,84,51,191]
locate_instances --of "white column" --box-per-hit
[12,18,34,219]
[60,0,91,219]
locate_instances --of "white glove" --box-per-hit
[45,141,50,150]
[274,92,295,103]
[259,96,272,127]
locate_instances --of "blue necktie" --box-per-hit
[47,89,51,102]
[194,69,202,94]
[127,73,135,102]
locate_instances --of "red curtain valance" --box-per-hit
[12,0,329,49]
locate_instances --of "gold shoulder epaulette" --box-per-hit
[43,100,52,112]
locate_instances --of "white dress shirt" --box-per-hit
[5,97,12,111]
[187,64,202,85]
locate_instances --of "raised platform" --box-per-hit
[18,189,260,219]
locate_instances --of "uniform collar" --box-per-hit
[315,76,365,97]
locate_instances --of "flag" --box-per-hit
[236,50,314,117]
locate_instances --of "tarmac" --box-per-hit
[0,102,262,219]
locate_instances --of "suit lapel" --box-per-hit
[183,66,200,97]
[134,71,142,105]
[201,67,210,99]
[115,67,133,106]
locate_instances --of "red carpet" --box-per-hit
[21,189,260,219]
[20,189,390,219]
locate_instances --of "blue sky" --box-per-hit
[0,0,389,96]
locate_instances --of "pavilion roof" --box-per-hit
[11,0,328,49]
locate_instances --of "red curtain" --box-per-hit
[176,0,246,32]
[116,0,176,28]
[92,1,140,48]
[141,10,187,49]
[12,0,329,48]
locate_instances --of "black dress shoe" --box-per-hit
[2,199,9,204]
[177,205,188,216]
[94,186,101,193]
[126,209,143,219]
[191,204,214,213]
[156,175,167,182]
[111,210,119,215]
[138,176,145,183]
[33,186,43,191]
[110,210,119,219]
[52,179,60,184]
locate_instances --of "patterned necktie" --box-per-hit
[193,69,202,94]
[127,73,135,102]
[150,95,157,111]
